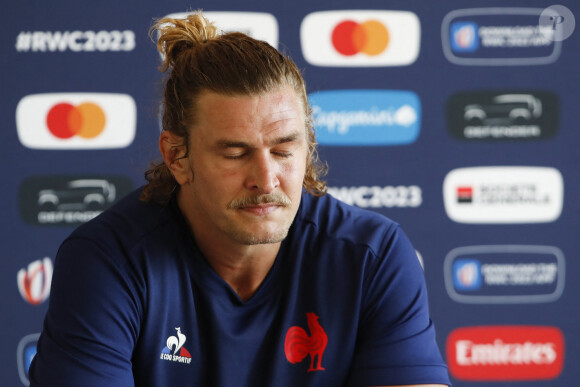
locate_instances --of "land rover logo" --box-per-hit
[19,176,133,226]
[446,91,558,141]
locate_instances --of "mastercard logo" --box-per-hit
[46,102,106,139]
[331,20,389,56]
[301,10,420,67]
[16,93,136,149]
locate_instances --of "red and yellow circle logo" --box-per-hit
[331,20,390,56]
[46,102,106,139]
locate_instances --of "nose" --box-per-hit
[245,151,280,194]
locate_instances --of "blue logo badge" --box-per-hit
[450,21,480,52]
[453,259,482,291]
[309,90,421,146]
[17,333,40,385]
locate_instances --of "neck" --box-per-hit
[203,244,280,301]
[177,190,281,302]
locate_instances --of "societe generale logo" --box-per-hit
[16,93,136,149]
[17,257,53,305]
[300,10,420,66]
[163,12,278,48]
[447,326,564,381]
[443,166,563,223]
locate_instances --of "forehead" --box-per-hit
[192,86,306,138]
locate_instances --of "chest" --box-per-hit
[131,253,365,386]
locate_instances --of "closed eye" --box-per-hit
[223,151,248,160]
[273,151,292,158]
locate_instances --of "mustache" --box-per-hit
[227,193,292,209]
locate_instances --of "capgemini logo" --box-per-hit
[17,257,53,305]
[309,89,421,146]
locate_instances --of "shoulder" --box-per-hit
[295,192,402,257]
[64,188,179,260]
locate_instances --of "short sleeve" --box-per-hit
[347,227,451,387]
[29,237,140,386]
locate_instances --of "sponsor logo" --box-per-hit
[301,10,420,66]
[285,313,328,372]
[450,22,479,52]
[442,8,561,65]
[17,257,53,305]
[19,176,133,226]
[443,167,563,223]
[445,245,565,303]
[456,186,473,203]
[160,327,192,364]
[15,30,136,53]
[163,12,278,48]
[331,20,390,56]
[452,259,482,291]
[447,91,559,140]
[46,102,106,139]
[328,185,422,208]
[16,93,136,149]
[309,90,420,145]
[17,333,40,386]
[447,326,564,381]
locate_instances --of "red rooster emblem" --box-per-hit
[284,313,328,372]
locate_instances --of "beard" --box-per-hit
[225,193,295,245]
[225,226,290,245]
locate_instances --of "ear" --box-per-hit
[159,131,192,185]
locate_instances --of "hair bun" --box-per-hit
[153,12,219,71]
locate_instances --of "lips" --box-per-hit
[239,203,281,216]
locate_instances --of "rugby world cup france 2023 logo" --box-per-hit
[17,257,53,306]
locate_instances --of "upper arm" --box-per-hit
[30,238,140,386]
[347,227,451,386]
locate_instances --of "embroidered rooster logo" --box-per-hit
[284,313,328,372]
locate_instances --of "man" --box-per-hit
[30,12,451,386]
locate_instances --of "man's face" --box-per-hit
[180,86,308,246]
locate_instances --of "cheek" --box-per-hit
[197,168,239,192]
[191,153,237,181]
[281,158,307,186]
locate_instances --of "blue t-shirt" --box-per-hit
[30,189,450,386]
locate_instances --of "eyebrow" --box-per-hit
[215,132,301,149]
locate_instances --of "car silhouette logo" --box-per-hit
[37,179,116,212]
[464,94,542,125]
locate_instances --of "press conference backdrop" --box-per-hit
[2,0,579,385]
